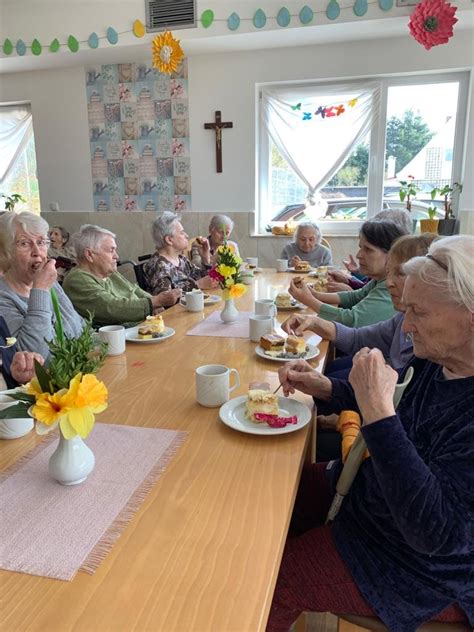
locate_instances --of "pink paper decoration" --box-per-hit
[408,0,458,50]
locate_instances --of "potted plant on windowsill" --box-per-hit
[430,182,463,235]
[1,193,26,212]
[419,206,439,234]
[398,176,419,232]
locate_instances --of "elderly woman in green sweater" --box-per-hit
[63,225,180,328]
[289,219,408,327]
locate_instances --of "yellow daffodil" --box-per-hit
[32,390,69,427]
[225,278,234,288]
[228,283,247,299]
[59,374,108,439]
[26,377,44,397]
[218,264,236,278]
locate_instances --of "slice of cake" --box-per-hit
[144,314,165,333]
[293,276,305,288]
[285,335,307,355]
[245,389,280,423]
[294,261,311,272]
[260,334,285,353]
[138,325,154,339]
[275,292,293,308]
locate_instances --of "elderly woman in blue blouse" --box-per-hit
[0,212,84,360]
[143,212,216,297]
[267,235,474,631]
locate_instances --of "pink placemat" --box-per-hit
[186,310,252,338]
[0,423,186,581]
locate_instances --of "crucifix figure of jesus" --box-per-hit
[204,111,233,173]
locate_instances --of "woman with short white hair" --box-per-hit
[281,221,332,268]
[0,212,84,359]
[267,234,474,631]
[190,214,240,266]
[143,212,215,295]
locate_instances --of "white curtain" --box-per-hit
[260,81,380,212]
[0,104,33,185]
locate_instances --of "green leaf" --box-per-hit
[5,392,35,403]
[0,402,30,419]
[50,287,64,342]
[35,359,53,394]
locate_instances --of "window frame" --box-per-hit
[256,71,469,235]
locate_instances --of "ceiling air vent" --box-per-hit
[146,0,197,32]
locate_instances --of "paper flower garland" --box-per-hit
[408,0,458,50]
[151,31,184,75]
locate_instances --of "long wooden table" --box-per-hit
[0,271,328,632]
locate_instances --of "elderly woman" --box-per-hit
[63,225,175,328]
[190,214,240,266]
[290,219,408,327]
[267,235,473,631]
[0,212,84,360]
[143,212,215,296]
[48,225,76,284]
[280,222,332,268]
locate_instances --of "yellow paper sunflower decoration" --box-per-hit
[152,31,184,75]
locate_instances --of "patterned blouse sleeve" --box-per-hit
[143,256,173,295]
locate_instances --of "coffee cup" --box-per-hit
[184,290,204,312]
[195,364,240,408]
[241,270,254,285]
[98,325,126,356]
[249,314,273,342]
[276,258,288,272]
[246,257,258,268]
[255,299,276,318]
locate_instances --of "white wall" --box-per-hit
[0,31,472,214]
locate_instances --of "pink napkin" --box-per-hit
[186,310,252,338]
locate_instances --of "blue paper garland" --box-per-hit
[253,9,267,28]
[277,7,291,27]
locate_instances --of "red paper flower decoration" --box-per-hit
[409,0,458,50]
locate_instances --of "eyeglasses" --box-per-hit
[425,254,448,272]
[15,238,51,251]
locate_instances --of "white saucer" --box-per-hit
[255,344,320,362]
[125,326,175,344]
[219,395,312,435]
[181,294,221,306]
[287,266,314,273]
[276,301,306,311]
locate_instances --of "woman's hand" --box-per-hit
[10,351,44,384]
[290,255,301,267]
[349,348,397,425]
[278,360,332,399]
[328,270,351,283]
[343,254,359,274]
[197,275,218,290]
[281,314,318,336]
[195,237,211,265]
[289,279,314,305]
[32,259,57,290]
[326,280,352,292]
[156,288,182,307]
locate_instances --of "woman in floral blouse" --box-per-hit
[143,213,216,297]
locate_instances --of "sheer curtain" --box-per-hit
[0,104,33,185]
[260,81,380,212]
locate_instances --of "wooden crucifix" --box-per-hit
[204,111,233,173]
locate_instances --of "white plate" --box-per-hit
[246,267,262,273]
[219,395,312,436]
[276,301,306,311]
[287,266,313,273]
[125,326,175,344]
[255,344,320,362]
[180,294,221,306]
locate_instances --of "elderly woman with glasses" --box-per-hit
[281,222,332,268]
[143,212,216,296]
[267,235,474,631]
[0,212,84,360]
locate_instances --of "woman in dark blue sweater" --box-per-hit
[268,236,474,631]
[1,315,43,388]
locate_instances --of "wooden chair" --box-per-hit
[337,613,471,631]
[321,237,331,250]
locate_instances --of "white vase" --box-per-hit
[48,432,95,485]
[220,298,239,323]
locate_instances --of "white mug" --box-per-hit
[249,314,273,342]
[184,290,204,312]
[276,258,288,272]
[255,299,276,318]
[195,364,240,408]
[98,325,126,356]
[246,257,258,267]
[241,271,254,285]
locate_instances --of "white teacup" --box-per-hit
[98,325,126,356]
[249,314,273,342]
[184,290,204,312]
[195,364,240,408]
[246,257,258,268]
[0,390,34,439]
[276,258,288,272]
[255,299,276,318]
[241,271,254,285]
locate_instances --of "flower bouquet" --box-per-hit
[209,245,247,323]
[0,289,109,484]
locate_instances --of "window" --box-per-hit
[257,72,469,233]
[0,104,40,213]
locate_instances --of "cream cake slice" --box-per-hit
[275,292,293,308]
[245,389,280,423]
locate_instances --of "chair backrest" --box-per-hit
[137,253,152,262]
[321,237,331,250]
[117,259,149,292]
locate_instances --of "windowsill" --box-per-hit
[251,221,363,238]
